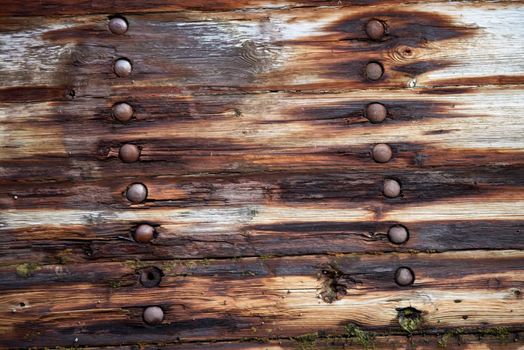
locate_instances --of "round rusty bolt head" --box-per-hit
[372,143,393,163]
[366,19,385,40]
[395,267,415,286]
[139,267,163,288]
[126,183,148,203]
[383,179,401,198]
[119,144,141,163]
[366,62,384,81]
[108,17,128,35]
[114,58,132,77]
[143,306,164,325]
[113,102,134,122]
[134,224,155,243]
[366,103,387,123]
[388,225,409,244]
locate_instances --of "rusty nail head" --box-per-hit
[113,102,134,122]
[366,19,385,40]
[372,143,393,163]
[134,224,155,243]
[126,183,147,203]
[119,144,141,163]
[114,58,132,77]
[366,62,384,81]
[395,267,415,286]
[108,17,128,35]
[383,179,401,198]
[366,103,387,123]
[143,306,164,325]
[388,225,409,244]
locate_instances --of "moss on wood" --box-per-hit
[16,263,40,278]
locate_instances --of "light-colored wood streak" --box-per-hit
[2,196,523,231]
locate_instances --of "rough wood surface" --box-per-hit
[0,0,523,349]
[1,251,523,348]
[76,334,524,350]
[2,3,524,92]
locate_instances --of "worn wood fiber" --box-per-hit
[1,251,523,347]
[0,0,523,349]
[0,0,521,17]
[1,3,524,93]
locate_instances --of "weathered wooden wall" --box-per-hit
[0,0,523,349]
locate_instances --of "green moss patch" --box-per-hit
[397,307,423,333]
[481,327,510,342]
[345,323,375,349]
[16,263,40,278]
[293,332,318,350]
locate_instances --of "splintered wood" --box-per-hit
[0,1,523,349]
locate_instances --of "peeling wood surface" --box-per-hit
[0,0,524,349]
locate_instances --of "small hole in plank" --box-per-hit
[139,267,163,288]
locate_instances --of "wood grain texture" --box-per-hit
[1,251,523,347]
[0,0,520,16]
[1,3,523,93]
[0,88,523,264]
[0,0,523,349]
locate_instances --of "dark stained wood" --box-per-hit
[1,167,522,209]
[0,1,523,349]
[78,333,524,350]
[0,0,518,17]
[2,220,522,266]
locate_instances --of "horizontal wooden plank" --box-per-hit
[0,250,522,347]
[0,3,523,94]
[2,165,523,207]
[1,166,522,262]
[1,87,523,165]
[1,217,522,265]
